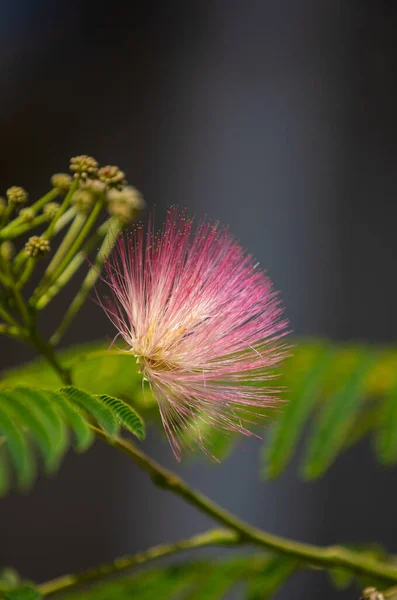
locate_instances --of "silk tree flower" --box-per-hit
[101,208,288,459]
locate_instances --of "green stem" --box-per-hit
[38,528,237,597]
[32,344,397,590]
[53,207,76,235]
[16,257,37,290]
[0,322,24,339]
[35,220,111,311]
[13,209,76,276]
[29,329,72,385]
[35,197,105,304]
[42,213,87,281]
[0,214,49,241]
[3,189,60,235]
[44,178,79,240]
[0,303,22,329]
[93,429,397,584]
[50,218,121,345]
[10,284,30,325]
[0,203,14,228]
[385,584,397,598]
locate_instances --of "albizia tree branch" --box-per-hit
[36,428,397,597]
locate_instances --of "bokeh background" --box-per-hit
[1,1,397,598]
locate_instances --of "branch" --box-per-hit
[94,428,397,585]
[38,528,238,597]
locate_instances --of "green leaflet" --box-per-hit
[60,387,118,439]
[302,350,375,479]
[5,584,42,600]
[375,373,397,465]
[47,391,94,452]
[0,389,54,473]
[264,343,333,479]
[0,386,145,497]
[0,449,9,498]
[247,556,297,599]
[0,393,35,490]
[1,343,148,408]
[95,395,145,440]
[184,560,247,599]
[56,556,295,600]
[11,388,68,472]
[58,566,199,600]
[2,338,397,479]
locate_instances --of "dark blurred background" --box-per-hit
[1,1,397,598]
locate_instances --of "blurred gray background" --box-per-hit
[1,1,397,597]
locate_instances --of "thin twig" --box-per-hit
[38,528,238,596]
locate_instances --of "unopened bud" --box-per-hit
[0,197,6,217]
[6,186,28,206]
[80,179,106,195]
[361,588,384,600]
[19,207,36,223]
[25,236,50,258]
[98,165,126,190]
[43,202,60,220]
[72,189,94,214]
[70,155,98,180]
[0,241,15,261]
[107,186,144,224]
[51,173,73,191]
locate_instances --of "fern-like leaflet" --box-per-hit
[0,386,145,497]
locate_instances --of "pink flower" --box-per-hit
[102,208,288,459]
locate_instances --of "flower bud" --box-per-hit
[71,189,94,214]
[43,202,60,220]
[70,155,98,180]
[98,165,126,190]
[51,173,73,191]
[25,236,51,258]
[0,197,6,217]
[0,241,15,261]
[19,207,36,223]
[6,186,28,206]
[361,588,384,600]
[80,179,106,195]
[107,186,144,225]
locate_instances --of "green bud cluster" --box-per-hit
[98,165,126,190]
[70,155,99,180]
[107,186,145,224]
[7,186,28,206]
[19,207,36,223]
[25,236,51,258]
[43,202,60,220]
[72,189,94,214]
[51,173,73,191]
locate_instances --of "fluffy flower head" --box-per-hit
[102,208,288,459]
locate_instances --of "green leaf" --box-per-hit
[247,556,297,599]
[59,565,198,600]
[302,350,375,479]
[95,395,145,440]
[0,448,10,498]
[0,389,54,472]
[264,343,333,479]
[60,387,118,438]
[375,374,397,465]
[5,584,42,599]
[328,567,354,590]
[8,387,68,473]
[47,391,94,452]
[0,392,35,490]
[184,561,245,599]
[0,384,146,497]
